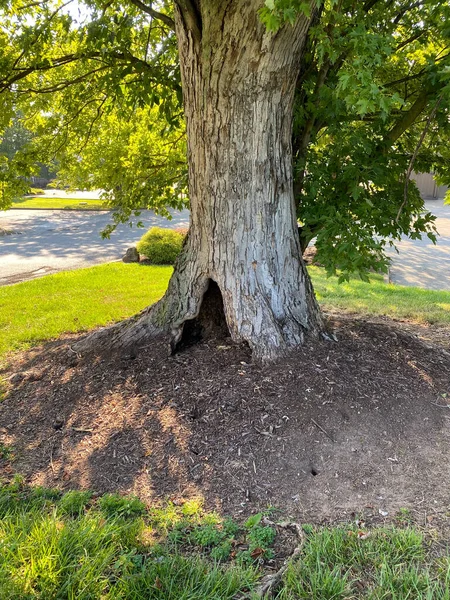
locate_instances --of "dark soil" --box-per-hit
[1,314,450,528]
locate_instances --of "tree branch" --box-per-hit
[396,93,443,222]
[396,29,425,50]
[393,1,424,25]
[386,90,430,144]
[175,0,202,44]
[127,0,175,30]
[0,50,175,94]
[384,69,425,88]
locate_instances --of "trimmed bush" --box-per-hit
[136,227,185,265]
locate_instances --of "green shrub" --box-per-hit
[136,227,185,265]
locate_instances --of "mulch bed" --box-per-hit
[1,314,450,529]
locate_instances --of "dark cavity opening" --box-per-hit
[176,280,230,352]
[310,468,318,477]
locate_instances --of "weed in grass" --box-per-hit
[97,493,146,519]
[58,490,92,516]
[395,507,413,526]
[238,524,276,565]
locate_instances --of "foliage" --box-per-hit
[136,226,185,264]
[290,0,450,279]
[0,1,449,278]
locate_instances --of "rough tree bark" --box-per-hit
[75,0,324,361]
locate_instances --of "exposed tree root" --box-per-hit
[237,521,305,599]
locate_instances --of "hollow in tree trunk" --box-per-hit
[76,1,324,361]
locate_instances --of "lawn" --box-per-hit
[1,262,450,362]
[0,263,172,360]
[0,479,448,599]
[1,266,450,597]
[310,266,450,324]
[12,197,110,210]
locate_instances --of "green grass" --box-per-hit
[12,197,110,210]
[310,266,450,325]
[0,263,171,360]
[0,480,449,599]
[1,262,450,362]
[278,524,450,599]
[0,480,258,599]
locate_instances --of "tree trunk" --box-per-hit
[75,1,324,361]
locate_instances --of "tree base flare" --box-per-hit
[73,268,323,362]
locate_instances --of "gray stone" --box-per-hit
[122,247,140,263]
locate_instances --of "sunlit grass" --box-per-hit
[1,262,450,363]
[0,263,171,360]
[0,480,449,599]
[310,266,450,324]
[0,479,257,600]
[12,197,110,210]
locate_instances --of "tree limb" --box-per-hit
[128,0,175,30]
[0,50,175,93]
[175,0,202,44]
[393,1,424,25]
[384,69,425,88]
[396,29,425,50]
[386,90,429,144]
[396,93,443,222]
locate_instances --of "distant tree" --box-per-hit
[0,1,449,359]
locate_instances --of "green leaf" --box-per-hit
[245,513,262,529]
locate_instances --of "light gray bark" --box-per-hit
[75,1,323,361]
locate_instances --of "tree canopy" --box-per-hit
[0,0,449,279]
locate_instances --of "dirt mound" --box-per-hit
[1,315,450,524]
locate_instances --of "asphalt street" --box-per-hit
[0,207,190,285]
[0,198,449,290]
[386,199,450,290]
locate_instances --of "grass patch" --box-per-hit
[12,197,110,210]
[310,266,450,324]
[1,262,450,363]
[0,263,171,360]
[0,479,258,599]
[0,480,449,599]
[279,524,450,599]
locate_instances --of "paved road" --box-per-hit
[387,199,450,291]
[0,208,190,286]
[1,198,449,290]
